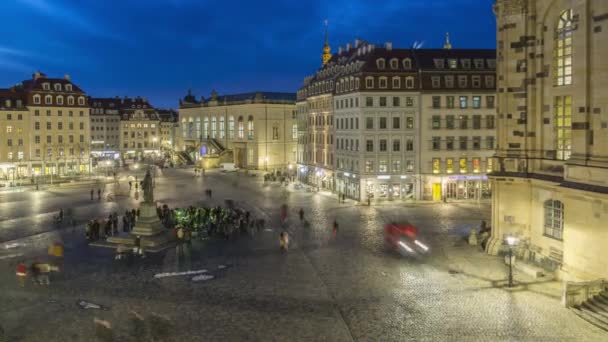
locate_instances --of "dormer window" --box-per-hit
[472,76,481,88]
[487,59,496,69]
[448,59,458,69]
[45,95,52,105]
[42,83,50,90]
[355,78,360,89]
[5,99,11,107]
[389,58,398,69]
[67,96,74,105]
[474,59,485,69]
[54,83,62,91]
[461,59,471,69]
[431,76,440,88]
[78,96,85,106]
[392,77,400,89]
[365,77,374,89]
[405,76,415,89]
[485,75,495,88]
[458,75,468,88]
[65,84,72,91]
[445,75,454,88]
[434,59,445,69]
[403,58,412,69]
[379,77,387,89]
[376,58,386,70]
[56,95,64,105]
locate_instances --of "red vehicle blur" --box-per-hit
[383,222,429,255]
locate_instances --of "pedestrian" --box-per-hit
[129,181,132,190]
[85,221,92,240]
[279,231,289,251]
[122,215,129,232]
[59,208,64,222]
[299,208,304,221]
[16,262,28,287]
[97,188,101,200]
[342,193,346,203]
[136,208,140,219]
[90,189,94,200]
[333,220,339,238]
[131,209,137,222]
[112,214,119,235]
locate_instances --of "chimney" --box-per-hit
[338,46,343,54]
[385,42,392,50]
[354,39,361,48]
[64,73,70,81]
[346,43,351,51]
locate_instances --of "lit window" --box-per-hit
[229,116,235,139]
[446,158,454,174]
[392,160,401,173]
[555,9,573,86]
[365,160,374,173]
[544,200,564,240]
[247,116,254,140]
[555,95,572,160]
[459,158,467,173]
[459,96,468,108]
[473,158,480,173]
[432,158,440,174]
[448,59,457,69]
[486,157,494,173]
[379,160,387,172]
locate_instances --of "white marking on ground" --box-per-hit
[154,269,208,279]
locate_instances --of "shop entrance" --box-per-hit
[432,183,442,201]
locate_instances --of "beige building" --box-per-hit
[89,98,122,158]
[489,0,608,283]
[0,72,91,184]
[179,90,297,169]
[119,99,161,160]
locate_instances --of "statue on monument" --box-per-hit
[142,170,154,203]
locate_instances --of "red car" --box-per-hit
[383,222,429,255]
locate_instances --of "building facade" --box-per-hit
[298,37,496,202]
[0,72,91,183]
[158,109,179,158]
[179,91,297,169]
[119,98,161,160]
[488,0,608,282]
[90,98,121,159]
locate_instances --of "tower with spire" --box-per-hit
[322,19,332,65]
[443,32,452,50]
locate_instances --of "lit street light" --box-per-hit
[506,235,518,287]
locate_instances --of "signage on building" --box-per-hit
[447,175,488,181]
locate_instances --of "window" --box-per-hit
[272,125,279,140]
[66,84,72,91]
[448,59,457,69]
[485,76,495,88]
[474,59,484,69]
[45,95,52,105]
[47,136,51,143]
[392,160,401,173]
[487,157,494,173]
[35,122,40,130]
[473,158,481,173]
[58,136,63,144]
[458,76,468,88]
[406,160,414,172]
[379,117,387,129]
[459,115,468,129]
[43,83,50,90]
[432,158,440,174]
[432,96,441,108]
[472,76,481,88]
[473,136,481,150]
[79,122,84,130]
[392,117,400,129]
[405,77,414,89]
[390,59,398,69]
[366,97,373,107]
[393,139,400,152]
[459,136,468,150]
[406,117,414,129]
[56,96,63,105]
[486,136,495,150]
[67,96,74,105]
[486,115,495,129]
[58,122,63,130]
[459,96,468,108]
[432,137,441,150]
[446,136,454,150]
[35,136,40,144]
[555,9,573,86]
[473,115,481,129]
[292,123,297,140]
[403,58,412,69]
[7,139,12,147]
[446,158,454,174]
[472,96,481,109]
[444,97,454,109]
[228,116,235,139]
[377,59,385,69]
[392,97,400,107]
[432,116,441,129]
[406,97,414,107]
[379,139,387,152]
[34,110,40,116]
[379,77,387,89]
[6,125,13,133]
[33,94,41,104]
[379,97,387,107]
[446,115,455,129]
[444,75,454,88]
[365,160,374,173]
[459,158,467,173]
[365,77,374,89]
[236,117,244,139]
[486,96,495,109]
[392,77,400,89]
[78,97,85,105]
[355,98,359,107]
[366,117,374,129]
[544,200,564,240]
[379,160,388,173]
[431,76,440,88]
[555,95,572,160]
[46,122,51,129]
[247,116,254,140]
[406,139,413,151]
[366,140,374,152]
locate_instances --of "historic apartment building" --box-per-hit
[0,72,91,183]
[488,0,608,282]
[118,98,161,160]
[298,35,496,201]
[179,90,297,169]
[158,109,180,155]
[90,97,122,158]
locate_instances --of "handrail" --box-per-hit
[563,278,608,308]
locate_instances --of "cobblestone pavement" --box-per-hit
[0,168,606,341]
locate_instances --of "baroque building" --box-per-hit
[179,91,297,169]
[488,0,608,281]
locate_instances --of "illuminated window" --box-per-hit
[292,123,297,140]
[459,158,467,173]
[446,158,454,174]
[204,117,209,138]
[219,117,225,138]
[432,158,440,174]
[228,116,235,139]
[544,200,564,240]
[555,95,572,160]
[554,9,573,86]
[392,160,401,172]
[365,160,374,173]
[247,116,253,140]
[379,160,387,173]
[473,158,480,173]
[487,157,494,173]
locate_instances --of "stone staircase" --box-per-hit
[570,290,608,332]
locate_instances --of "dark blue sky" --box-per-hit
[0,0,496,108]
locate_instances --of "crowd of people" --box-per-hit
[85,209,140,241]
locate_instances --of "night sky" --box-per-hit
[0,0,496,108]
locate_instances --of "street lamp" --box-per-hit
[506,235,518,287]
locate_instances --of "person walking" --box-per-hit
[16,263,28,287]
[129,181,132,190]
[332,220,339,238]
[59,208,64,223]
[122,215,129,233]
[90,189,94,200]
[299,208,304,222]
[97,188,101,200]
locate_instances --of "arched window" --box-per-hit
[237,116,244,139]
[228,116,235,139]
[402,58,412,69]
[78,96,85,105]
[33,94,41,104]
[67,96,74,105]
[544,199,564,240]
[247,115,254,140]
[554,9,573,86]
[188,117,194,139]
[376,58,385,70]
[54,83,62,91]
[203,117,209,138]
[392,76,400,89]
[389,58,398,69]
[56,95,63,105]
[45,95,52,105]
[211,116,217,138]
[405,76,415,89]
[219,116,225,138]
[65,84,72,91]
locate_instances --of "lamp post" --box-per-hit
[506,236,518,287]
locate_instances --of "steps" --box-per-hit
[572,292,608,332]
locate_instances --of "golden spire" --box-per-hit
[443,32,452,50]
[322,19,331,65]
